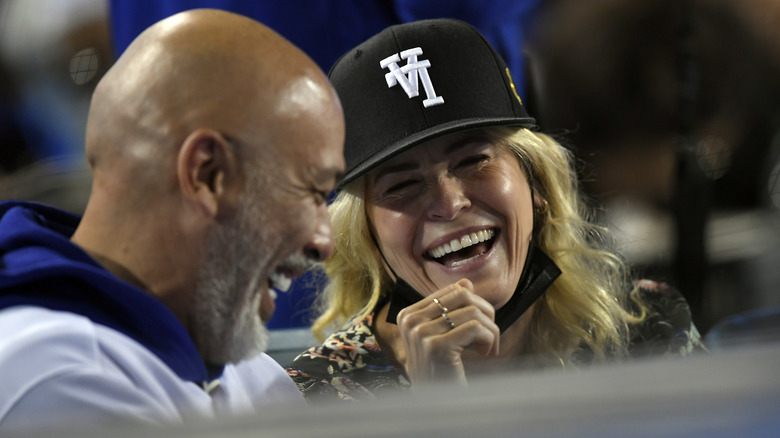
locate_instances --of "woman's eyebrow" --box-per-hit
[445,137,488,154]
[373,137,489,183]
[372,161,420,183]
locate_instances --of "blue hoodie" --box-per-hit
[0,200,219,382]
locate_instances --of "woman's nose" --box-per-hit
[426,176,470,220]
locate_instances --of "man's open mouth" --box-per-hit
[268,254,315,293]
[268,271,292,292]
[426,228,497,267]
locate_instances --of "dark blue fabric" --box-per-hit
[0,201,220,381]
[108,0,541,329]
[108,0,540,106]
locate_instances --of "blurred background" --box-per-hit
[1,0,778,355]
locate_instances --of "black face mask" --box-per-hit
[384,240,561,333]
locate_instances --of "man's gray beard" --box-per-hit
[192,196,271,365]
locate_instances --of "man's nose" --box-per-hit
[426,176,470,221]
[303,211,335,262]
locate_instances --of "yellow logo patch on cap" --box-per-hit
[506,68,523,105]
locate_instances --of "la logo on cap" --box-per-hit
[380,47,444,108]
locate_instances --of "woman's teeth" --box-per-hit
[427,228,495,259]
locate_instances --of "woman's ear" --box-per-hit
[533,189,549,215]
[177,129,238,218]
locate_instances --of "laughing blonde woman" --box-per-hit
[287,18,706,401]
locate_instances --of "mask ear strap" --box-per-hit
[369,228,399,281]
[368,228,426,324]
[493,241,561,332]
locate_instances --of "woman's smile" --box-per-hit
[425,227,497,263]
[425,228,499,272]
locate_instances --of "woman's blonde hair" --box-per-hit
[312,127,644,364]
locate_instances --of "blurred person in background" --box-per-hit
[0,8,344,431]
[525,0,780,334]
[286,19,706,402]
[0,0,110,214]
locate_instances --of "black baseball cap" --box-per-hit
[329,18,536,189]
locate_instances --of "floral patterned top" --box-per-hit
[286,280,707,402]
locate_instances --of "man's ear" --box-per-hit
[177,129,237,217]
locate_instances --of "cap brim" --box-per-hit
[337,116,536,190]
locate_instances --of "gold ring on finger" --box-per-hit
[433,298,448,313]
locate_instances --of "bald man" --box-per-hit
[0,9,345,431]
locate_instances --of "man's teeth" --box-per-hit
[428,229,495,259]
[269,271,292,292]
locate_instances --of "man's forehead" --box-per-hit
[309,147,346,184]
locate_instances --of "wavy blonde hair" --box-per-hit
[312,127,644,364]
